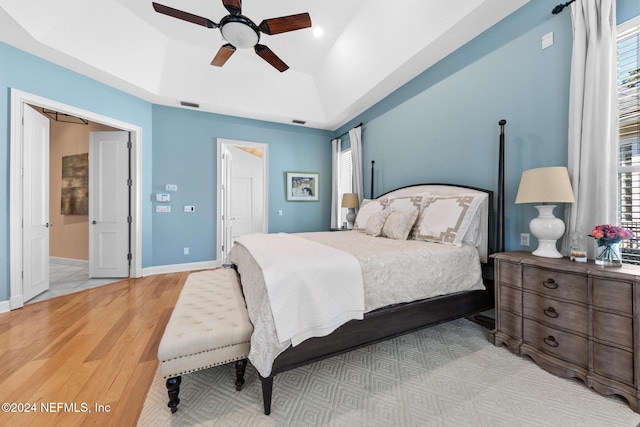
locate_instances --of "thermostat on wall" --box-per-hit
[156,193,170,202]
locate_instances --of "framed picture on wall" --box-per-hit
[286,172,319,201]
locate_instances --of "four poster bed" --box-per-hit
[225,121,507,415]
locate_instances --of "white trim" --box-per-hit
[9,88,143,311]
[141,260,221,277]
[0,300,10,314]
[49,257,89,268]
[216,138,269,263]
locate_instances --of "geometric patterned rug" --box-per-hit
[138,319,640,427]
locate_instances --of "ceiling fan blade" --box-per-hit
[254,44,289,72]
[258,13,311,35]
[222,0,242,16]
[211,44,236,67]
[153,2,218,28]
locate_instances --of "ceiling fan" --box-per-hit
[152,1,311,72]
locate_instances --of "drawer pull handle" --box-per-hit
[543,278,558,289]
[543,307,559,318]
[544,335,559,348]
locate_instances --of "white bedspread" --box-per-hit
[233,233,364,346]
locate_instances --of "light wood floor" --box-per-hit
[0,272,190,426]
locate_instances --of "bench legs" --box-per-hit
[166,376,181,413]
[260,375,273,415]
[165,358,249,414]
[235,359,248,390]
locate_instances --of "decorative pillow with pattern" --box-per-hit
[382,209,419,240]
[365,207,395,237]
[412,194,484,246]
[353,197,392,232]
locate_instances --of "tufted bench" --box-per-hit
[157,268,253,413]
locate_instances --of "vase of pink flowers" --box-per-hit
[590,224,635,267]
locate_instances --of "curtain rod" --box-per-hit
[333,122,363,141]
[552,0,574,14]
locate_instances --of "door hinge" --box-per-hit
[127,253,132,261]
[127,215,132,223]
[221,245,224,252]
[127,178,133,186]
[127,140,132,149]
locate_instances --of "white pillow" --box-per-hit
[382,209,419,240]
[413,194,484,246]
[353,197,392,232]
[365,207,394,237]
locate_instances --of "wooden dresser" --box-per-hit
[492,251,640,413]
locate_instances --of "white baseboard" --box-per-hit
[50,257,89,268]
[141,260,221,277]
[0,299,10,314]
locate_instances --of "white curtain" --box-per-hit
[563,0,618,258]
[330,138,342,229]
[349,126,364,203]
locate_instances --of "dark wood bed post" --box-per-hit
[371,160,375,198]
[497,119,506,253]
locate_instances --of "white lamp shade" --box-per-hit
[515,167,575,204]
[341,193,359,208]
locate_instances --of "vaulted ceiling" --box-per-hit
[0,0,529,130]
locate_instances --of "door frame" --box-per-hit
[9,88,143,310]
[216,138,268,263]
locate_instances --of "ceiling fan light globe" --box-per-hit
[220,15,260,49]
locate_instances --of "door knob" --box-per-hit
[92,220,97,224]
[45,223,52,228]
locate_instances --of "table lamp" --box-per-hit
[341,193,359,229]
[515,167,576,258]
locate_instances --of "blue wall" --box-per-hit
[335,0,639,252]
[151,105,331,266]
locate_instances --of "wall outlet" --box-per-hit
[278,210,283,216]
[184,247,189,255]
[521,233,530,247]
[165,184,178,192]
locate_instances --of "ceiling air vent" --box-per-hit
[180,101,200,108]
[292,119,306,125]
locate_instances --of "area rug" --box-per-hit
[138,319,640,426]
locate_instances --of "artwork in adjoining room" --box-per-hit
[286,172,319,201]
[61,153,89,215]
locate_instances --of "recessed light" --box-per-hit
[313,27,323,38]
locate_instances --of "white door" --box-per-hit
[230,176,254,242]
[23,105,50,301]
[89,131,130,278]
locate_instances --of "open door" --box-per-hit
[89,131,130,278]
[218,139,268,261]
[23,105,50,301]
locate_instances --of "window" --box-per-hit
[338,148,353,225]
[618,17,640,264]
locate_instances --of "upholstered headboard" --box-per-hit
[377,184,493,263]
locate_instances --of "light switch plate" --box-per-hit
[156,193,170,202]
[156,205,171,213]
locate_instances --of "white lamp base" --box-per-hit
[346,208,356,229]
[529,205,565,258]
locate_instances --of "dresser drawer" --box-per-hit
[498,284,521,315]
[498,261,521,288]
[593,310,633,349]
[593,343,634,386]
[522,266,587,303]
[523,320,588,368]
[592,278,633,314]
[523,292,587,336]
